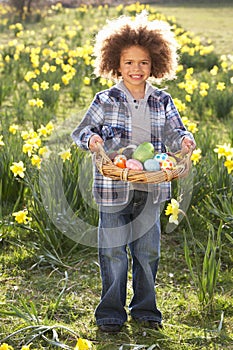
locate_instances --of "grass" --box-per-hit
[153,2,233,55]
[0,229,232,349]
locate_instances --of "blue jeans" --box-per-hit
[95,190,162,326]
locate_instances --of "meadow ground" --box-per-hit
[152,2,233,55]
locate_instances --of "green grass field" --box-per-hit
[153,3,233,55]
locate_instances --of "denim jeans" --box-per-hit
[95,190,162,326]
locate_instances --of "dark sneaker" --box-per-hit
[146,321,163,330]
[98,324,122,334]
[134,319,163,330]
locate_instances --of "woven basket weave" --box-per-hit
[95,143,192,184]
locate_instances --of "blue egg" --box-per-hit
[144,159,161,171]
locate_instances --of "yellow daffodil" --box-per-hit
[191,148,202,165]
[199,89,208,97]
[31,155,42,169]
[21,345,31,350]
[9,123,19,134]
[53,83,60,91]
[187,122,198,134]
[10,161,26,178]
[45,121,54,134]
[74,338,93,350]
[38,146,49,156]
[216,82,225,91]
[210,65,218,76]
[37,124,49,137]
[83,76,91,85]
[12,209,32,225]
[199,82,209,90]
[214,143,233,159]
[165,198,180,225]
[173,98,186,113]
[41,62,50,73]
[28,98,44,108]
[24,70,37,82]
[32,82,40,91]
[224,159,233,174]
[0,343,14,350]
[40,81,49,90]
[22,143,33,157]
[0,135,5,146]
[50,65,57,72]
[59,149,72,162]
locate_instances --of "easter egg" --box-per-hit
[113,154,127,168]
[132,142,155,163]
[144,158,161,171]
[160,159,174,170]
[167,156,177,167]
[122,144,137,159]
[126,159,143,171]
[154,153,168,162]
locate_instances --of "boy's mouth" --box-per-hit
[130,74,143,79]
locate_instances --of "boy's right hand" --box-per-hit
[89,134,104,152]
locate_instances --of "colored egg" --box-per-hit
[160,159,174,170]
[154,153,168,162]
[126,159,143,170]
[113,154,127,168]
[144,158,161,171]
[167,156,177,166]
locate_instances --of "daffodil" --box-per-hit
[45,121,54,134]
[22,143,33,157]
[173,98,186,113]
[53,83,60,91]
[10,161,26,178]
[74,338,93,350]
[187,122,198,134]
[210,65,218,76]
[21,345,31,350]
[216,82,226,91]
[32,82,40,91]
[59,149,72,162]
[83,76,91,85]
[224,159,233,174]
[165,198,180,225]
[40,81,49,90]
[31,155,42,169]
[191,148,202,165]
[0,343,14,350]
[214,143,233,159]
[38,146,49,156]
[37,124,49,137]
[12,209,32,224]
[9,123,19,134]
[0,135,5,146]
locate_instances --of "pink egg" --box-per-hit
[126,159,143,170]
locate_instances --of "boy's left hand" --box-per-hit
[181,137,196,154]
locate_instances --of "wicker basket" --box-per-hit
[95,143,192,184]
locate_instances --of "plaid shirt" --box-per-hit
[71,85,194,205]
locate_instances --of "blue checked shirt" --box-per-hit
[71,85,194,206]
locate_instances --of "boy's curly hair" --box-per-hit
[93,11,179,82]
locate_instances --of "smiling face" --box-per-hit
[118,45,152,95]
